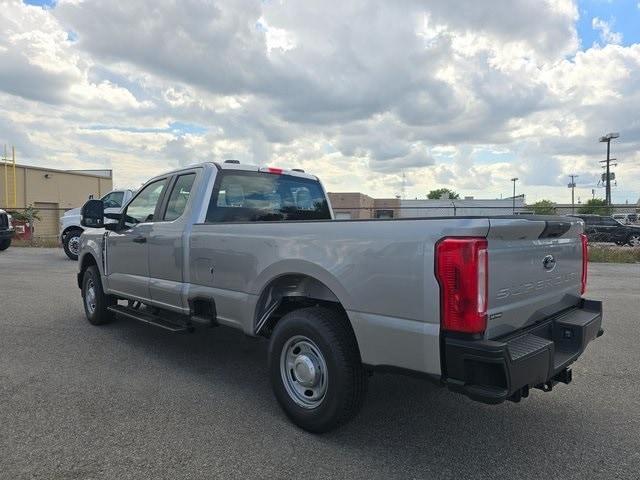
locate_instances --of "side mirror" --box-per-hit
[104,212,123,232]
[80,199,104,228]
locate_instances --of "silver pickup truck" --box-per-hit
[77,161,603,432]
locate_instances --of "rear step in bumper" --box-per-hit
[443,299,603,404]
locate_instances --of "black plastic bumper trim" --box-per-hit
[442,299,603,404]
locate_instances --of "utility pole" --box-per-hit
[511,177,518,214]
[568,174,578,214]
[599,132,619,206]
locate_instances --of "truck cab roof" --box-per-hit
[174,161,318,181]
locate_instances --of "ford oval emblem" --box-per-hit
[543,254,557,272]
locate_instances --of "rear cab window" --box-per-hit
[206,171,331,223]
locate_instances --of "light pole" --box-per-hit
[511,177,518,214]
[599,132,619,206]
[568,174,578,214]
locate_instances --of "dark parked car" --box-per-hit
[570,214,640,246]
[0,209,15,251]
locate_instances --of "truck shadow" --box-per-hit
[103,317,610,478]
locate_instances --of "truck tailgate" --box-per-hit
[485,216,584,339]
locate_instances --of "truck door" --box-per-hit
[106,178,168,301]
[147,171,199,312]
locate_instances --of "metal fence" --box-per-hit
[331,205,639,220]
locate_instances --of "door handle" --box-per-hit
[133,236,147,244]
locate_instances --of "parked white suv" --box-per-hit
[60,189,134,260]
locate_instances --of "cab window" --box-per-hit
[125,179,167,224]
[206,171,330,223]
[101,191,124,209]
[163,173,196,221]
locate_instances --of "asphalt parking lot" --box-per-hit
[1,248,639,479]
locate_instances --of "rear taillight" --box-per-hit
[435,237,488,335]
[580,233,588,295]
[267,167,283,174]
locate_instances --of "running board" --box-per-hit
[107,305,191,333]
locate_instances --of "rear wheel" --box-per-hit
[0,239,10,251]
[63,229,82,260]
[82,265,115,325]
[627,234,640,247]
[268,306,367,433]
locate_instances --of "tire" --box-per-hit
[0,239,10,251]
[63,229,82,260]
[268,306,367,433]
[81,265,115,325]
[628,234,640,247]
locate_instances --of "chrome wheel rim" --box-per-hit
[280,335,328,409]
[630,235,640,247]
[68,235,80,255]
[85,279,97,315]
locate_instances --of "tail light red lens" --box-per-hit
[435,237,488,335]
[580,233,588,295]
[266,167,283,174]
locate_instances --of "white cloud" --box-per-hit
[256,17,296,54]
[0,0,638,203]
[592,17,623,46]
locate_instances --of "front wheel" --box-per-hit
[627,234,640,247]
[268,307,367,433]
[0,239,10,251]
[63,229,82,260]
[81,265,115,325]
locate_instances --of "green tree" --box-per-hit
[577,198,612,215]
[427,188,460,200]
[9,205,41,223]
[531,199,557,215]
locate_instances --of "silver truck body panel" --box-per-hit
[485,218,583,338]
[79,162,585,378]
[188,217,489,374]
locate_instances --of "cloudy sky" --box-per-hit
[1,0,639,204]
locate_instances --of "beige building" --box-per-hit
[328,192,401,219]
[329,192,526,219]
[0,163,113,237]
